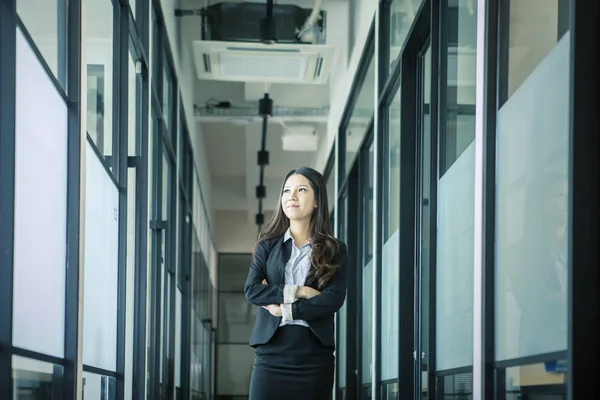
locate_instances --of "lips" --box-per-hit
[287,204,299,208]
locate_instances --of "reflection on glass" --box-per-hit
[436,0,477,378]
[381,382,398,400]
[86,0,115,168]
[495,0,570,368]
[442,372,473,398]
[345,57,375,176]
[381,88,401,382]
[362,142,374,385]
[16,0,67,87]
[499,0,570,105]
[389,0,425,70]
[12,356,64,399]
[163,54,174,134]
[505,361,567,398]
[82,371,117,400]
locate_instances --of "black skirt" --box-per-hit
[249,324,334,400]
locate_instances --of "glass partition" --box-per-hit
[495,0,570,397]
[435,2,477,397]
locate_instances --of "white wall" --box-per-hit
[160,0,213,223]
[315,0,377,172]
[213,210,276,253]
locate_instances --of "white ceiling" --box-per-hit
[179,0,350,217]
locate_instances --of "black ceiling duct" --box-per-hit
[201,2,326,44]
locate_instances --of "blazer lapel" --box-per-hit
[266,237,292,285]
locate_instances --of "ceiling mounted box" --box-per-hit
[201,2,326,44]
[192,41,334,84]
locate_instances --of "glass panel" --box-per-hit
[503,359,567,398]
[125,168,137,399]
[499,0,570,105]
[389,0,424,70]
[345,57,375,176]
[381,88,401,381]
[218,292,256,344]
[83,141,120,371]
[13,27,67,358]
[441,372,474,398]
[163,151,170,221]
[361,142,374,385]
[337,194,348,389]
[436,0,477,374]
[163,54,174,135]
[146,117,156,395]
[326,165,335,213]
[495,0,570,365]
[12,356,64,399]
[128,46,140,156]
[86,0,115,168]
[216,344,255,396]
[176,288,182,389]
[16,0,67,87]
[381,382,399,400]
[218,254,252,292]
[418,45,432,398]
[159,242,166,384]
[130,0,136,19]
[82,372,117,400]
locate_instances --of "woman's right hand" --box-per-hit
[296,286,321,299]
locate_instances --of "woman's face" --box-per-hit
[281,173,317,222]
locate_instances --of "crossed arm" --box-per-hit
[244,240,348,321]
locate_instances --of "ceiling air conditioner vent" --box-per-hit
[192,41,334,84]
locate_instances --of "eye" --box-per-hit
[299,188,307,192]
[283,189,290,194]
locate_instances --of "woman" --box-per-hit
[244,166,348,400]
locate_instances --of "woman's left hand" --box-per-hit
[262,304,282,317]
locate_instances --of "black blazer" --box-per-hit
[244,235,348,349]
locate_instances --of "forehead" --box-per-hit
[284,173,311,187]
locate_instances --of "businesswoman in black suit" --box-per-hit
[244,166,348,400]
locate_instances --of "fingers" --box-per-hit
[262,279,268,284]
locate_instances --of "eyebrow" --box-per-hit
[284,184,308,188]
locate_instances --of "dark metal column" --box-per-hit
[0,0,17,397]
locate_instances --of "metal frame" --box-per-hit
[477,0,498,398]
[0,0,17,397]
[568,0,600,398]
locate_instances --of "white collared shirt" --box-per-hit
[279,228,311,327]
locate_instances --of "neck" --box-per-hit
[289,220,311,245]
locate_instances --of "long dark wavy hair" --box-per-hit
[256,167,340,289]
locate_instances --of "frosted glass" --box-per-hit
[83,142,119,371]
[380,230,400,379]
[361,259,373,383]
[176,288,182,387]
[337,303,347,386]
[495,32,570,361]
[125,169,136,399]
[13,27,67,358]
[436,141,475,370]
